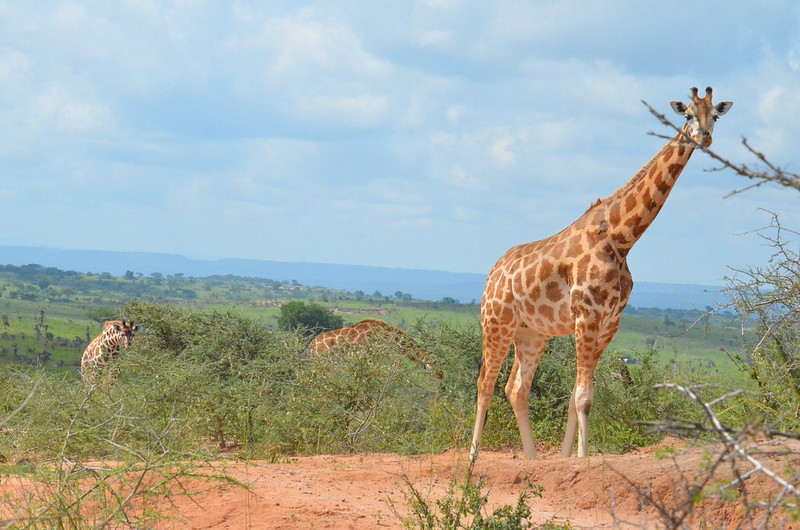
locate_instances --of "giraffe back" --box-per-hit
[308,319,438,376]
[81,320,138,384]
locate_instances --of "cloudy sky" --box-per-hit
[0,1,798,286]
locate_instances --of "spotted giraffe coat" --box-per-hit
[81,320,138,384]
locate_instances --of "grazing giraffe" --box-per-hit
[81,320,138,385]
[309,318,438,375]
[471,87,732,459]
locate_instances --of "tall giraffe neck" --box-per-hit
[602,128,696,253]
[102,329,124,350]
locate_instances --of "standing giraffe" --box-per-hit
[471,87,732,459]
[309,318,437,374]
[81,320,138,385]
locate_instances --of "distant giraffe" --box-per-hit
[309,318,438,375]
[81,320,138,385]
[470,87,732,459]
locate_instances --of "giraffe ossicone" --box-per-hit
[81,319,138,386]
[470,87,732,459]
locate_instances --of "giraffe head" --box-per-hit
[670,86,732,147]
[105,319,138,348]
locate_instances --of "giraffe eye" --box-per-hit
[685,115,691,121]
[712,115,719,121]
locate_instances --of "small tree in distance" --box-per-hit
[277,301,344,337]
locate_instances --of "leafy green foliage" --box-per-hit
[276,300,344,336]
[725,215,800,432]
[393,457,571,529]
[0,302,708,465]
[267,334,439,454]
[0,367,240,526]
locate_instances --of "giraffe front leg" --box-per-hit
[560,382,578,457]
[568,314,620,457]
[573,372,595,458]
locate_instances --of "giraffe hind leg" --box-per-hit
[561,382,578,457]
[469,331,513,459]
[505,329,549,459]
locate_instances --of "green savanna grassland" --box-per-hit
[0,263,749,383]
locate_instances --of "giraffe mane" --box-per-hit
[585,198,603,213]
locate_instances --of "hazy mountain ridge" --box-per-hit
[0,245,725,310]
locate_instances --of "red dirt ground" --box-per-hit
[3,438,799,528]
[164,438,800,528]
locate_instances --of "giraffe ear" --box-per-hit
[715,101,733,115]
[113,324,122,332]
[670,101,687,115]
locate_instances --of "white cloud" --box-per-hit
[754,85,800,160]
[446,166,481,189]
[446,105,465,126]
[260,9,391,83]
[0,48,31,87]
[33,87,111,134]
[487,135,515,169]
[295,93,390,128]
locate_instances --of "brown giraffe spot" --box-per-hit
[611,232,628,246]
[668,163,683,178]
[524,299,537,314]
[641,187,652,206]
[609,203,621,225]
[624,214,641,228]
[588,286,609,306]
[565,243,582,259]
[491,300,504,316]
[677,145,686,158]
[538,260,554,281]
[575,255,591,284]
[570,288,587,306]
[662,146,674,160]
[539,305,554,321]
[530,285,541,299]
[624,194,637,212]
[545,281,561,301]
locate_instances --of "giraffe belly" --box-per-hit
[515,296,574,337]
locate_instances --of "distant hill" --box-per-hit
[0,245,726,310]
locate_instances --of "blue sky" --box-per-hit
[0,1,798,286]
